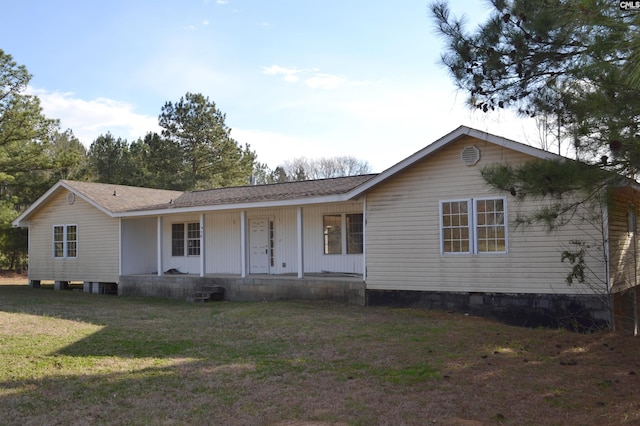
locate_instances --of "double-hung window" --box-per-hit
[187,222,200,256]
[53,225,78,258]
[172,222,200,256]
[323,213,364,255]
[440,198,507,254]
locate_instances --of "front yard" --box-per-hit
[0,283,638,425]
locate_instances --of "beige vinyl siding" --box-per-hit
[27,189,120,282]
[608,187,640,293]
[365,136,607,295]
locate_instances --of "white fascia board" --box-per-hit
[113,193,355,218]
[345,125,562,199]
[470,127,561,161]
[12,180,117,227]
[12,181,65,227]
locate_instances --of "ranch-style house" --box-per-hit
[13,126,640,330]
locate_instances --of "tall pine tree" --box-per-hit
[432,0,640,174]
[159,92,256,190]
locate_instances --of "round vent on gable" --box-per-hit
[66,192,75,205]
[461,145,480,166]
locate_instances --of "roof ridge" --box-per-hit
[186,173,379,194]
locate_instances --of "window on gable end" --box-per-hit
[440,197,507,255]
[53,224,78,258]
[441,200,471,254]
[53,225,65,257]
[475,198,506,253]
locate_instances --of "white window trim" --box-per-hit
[172,222,201,257]
[186,222,201,257]
[322,213,364,255]
[439,198,472,255]
[52,224,78,259]
[439,197,508,255]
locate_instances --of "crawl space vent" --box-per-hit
[461,145,480,166]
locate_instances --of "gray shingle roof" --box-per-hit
[134,174,377,211]
[62,174,377,214]
[62,180,183,213]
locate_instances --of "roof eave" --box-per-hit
[345,125,562,199]
[12,180,117,228]
[115,193,358,218]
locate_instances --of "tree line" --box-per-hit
[0,49,371,272]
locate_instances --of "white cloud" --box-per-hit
[262,65,300,77]
[30,88,160,146]
[263,65,356,90]
[216,0,229,4]
[304,74,348,90]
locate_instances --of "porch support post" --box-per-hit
[241,210,247,277]
[118,218,122,277]
[199,213,205,277]
[157,216,163,276]
[297,206,304,279]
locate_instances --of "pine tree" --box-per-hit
[431,0,640,175]
[159,92,256,190]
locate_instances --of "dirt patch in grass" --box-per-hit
[0,285,639,425]
[0,271,27,285]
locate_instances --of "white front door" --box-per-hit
[249,218,269,274]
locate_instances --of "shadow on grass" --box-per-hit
[0,357,265,425]
[2,284,640,425]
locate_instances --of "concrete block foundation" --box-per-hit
[119,274,366,305]
[366,289,611,332]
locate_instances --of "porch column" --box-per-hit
[200,213,205,277]
[157,216,163,276]
[297,206,304,279]
[240,210,247,277]
[118,218,122,277]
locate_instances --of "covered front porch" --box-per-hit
[118,273,365,305]
[121,202,365,279]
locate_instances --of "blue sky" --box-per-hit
[1,0,539,172]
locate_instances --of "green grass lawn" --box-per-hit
[1,284,638,425]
